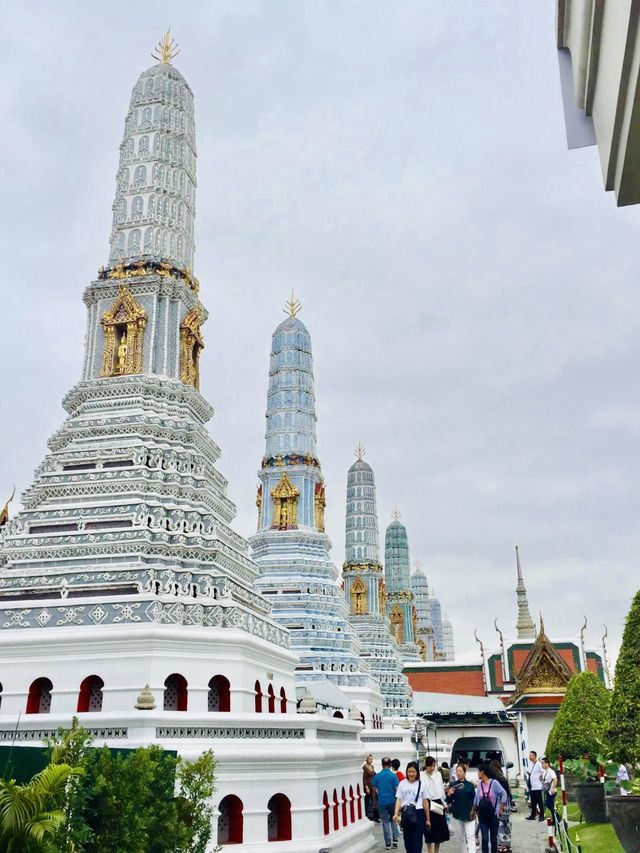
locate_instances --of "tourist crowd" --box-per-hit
[362,749,559,853]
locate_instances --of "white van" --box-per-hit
[449,736,514,785]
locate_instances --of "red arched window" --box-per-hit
[77,675,104,712]
[267,793,291,842]
[356,784,363,820]
[279,686,287,713]
[322,791,330,835]
[218,794,243,844]
[332,710,344,718]
[208,675,230,712]
[26,677,53,714]
[255,680,263,713]
[341,787,348,827]
[163,673,188,711]
[332,789,339,830]
[267,683,275,714]
[349,785,355,824]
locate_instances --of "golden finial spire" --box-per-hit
[391,506,401,521]
[283,290,302,318]
[354,442,366,461]
[539,612,545,636]
[0,485,15,528]
[152,29,180,65]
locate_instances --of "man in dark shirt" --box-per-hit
[447,764,476,852]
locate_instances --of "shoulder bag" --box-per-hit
[400,781,422,830]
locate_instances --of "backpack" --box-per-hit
[477,781,495,825]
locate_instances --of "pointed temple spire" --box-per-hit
[343,451,413,715]
[0,49,293,699]
[384,517,422,661]
[107,44,196,271]
[251,307,382,718]
[515,545,536,639]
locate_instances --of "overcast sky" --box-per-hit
[2,1,638,668]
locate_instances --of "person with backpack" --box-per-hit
[469,764,508,853]
[393,761,431,853]
[540,757,558,826]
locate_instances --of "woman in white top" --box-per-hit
[393,761,431,853]
[422,756,450,851]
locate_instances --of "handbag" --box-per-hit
[430,800,445,816]
[400,781,422,830]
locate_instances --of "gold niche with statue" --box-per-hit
[314,482,326,532]
[271,473,299,530]
[350,576,368,615]
[179,308,204,390]
[390,604,404,645]
[100,285,147,377]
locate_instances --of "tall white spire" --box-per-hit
[108,41,196,270]
[515,545,536,639]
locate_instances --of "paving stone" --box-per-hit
[370,812,550,851]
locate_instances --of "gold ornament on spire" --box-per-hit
[152,29,180,65]
[354,443,366,461]
[283,291,302,318]
[0,485,15,528]
[391,506,401,521]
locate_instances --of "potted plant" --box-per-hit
[607,776,640,853]
[563,757,617,823]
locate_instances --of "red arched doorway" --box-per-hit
[208,675,230,712]
[267,793,292,841]
[218,794,243,844]
[332,789,340,830]
[322,791,330,835]
[77,675,104,712]
[163,673,188,711]
[26,677,53,714]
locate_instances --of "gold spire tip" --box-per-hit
[391,506,401,521]
[283,290,302,318]
[152,29,180,65]
[354,442,366,461]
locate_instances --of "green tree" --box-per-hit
[608,589,640,764]
[546,670,611,760]
[175,751,216,853]
[46,716,94,852]
[0,762,82,853]
[81,745,181,853]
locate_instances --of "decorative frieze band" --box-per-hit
[156,726,305,739]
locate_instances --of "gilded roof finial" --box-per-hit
[391,506,401,521]
[283,290,302,318]
[0,485,15,528]
[539,612,545,635]
[152,29,180,65]
[354,442,366,461]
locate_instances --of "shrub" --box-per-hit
[608,590,640,764]
[546,671,611,760]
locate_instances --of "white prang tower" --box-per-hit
[0,37,378,853]
[342,446,413,718]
